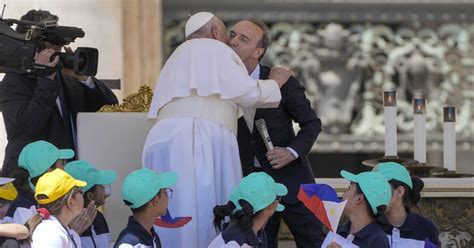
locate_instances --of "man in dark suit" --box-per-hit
[229,19,325,247]
[0,10,118,177]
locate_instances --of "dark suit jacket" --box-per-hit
[237,65,322,204]
[0,72,118,176]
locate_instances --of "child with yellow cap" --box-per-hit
[25,169,86,247]
[0,177,18,220]
[114,169,177,248]
[0,177,29,246]
[209,172,288,247]
[65,160,116,248]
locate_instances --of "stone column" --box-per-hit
[122,0,163,96]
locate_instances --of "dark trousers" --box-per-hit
[265,200,325,248]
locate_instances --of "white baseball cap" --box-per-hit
[185,12,215,38]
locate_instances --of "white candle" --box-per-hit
[413,99,426,163]
[384,91,397,157]
[443,107,456,171]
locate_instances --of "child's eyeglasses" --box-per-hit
[74,189,84,196]
[165,188,173,199]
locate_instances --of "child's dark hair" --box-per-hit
[11,167,32,193]
[233,200,257,232]
[14,162,58,190]
[212,201,236,232]
[389,176,424,209]
[123,199,148,214]
[355,183,388,226]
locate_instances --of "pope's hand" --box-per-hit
[269,67,293,88]
[266,146,296,169]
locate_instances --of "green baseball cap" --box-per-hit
[65,160,117,192]
[340,170,391,214]
[373,162,413,189]
[236,172,288,213]
[18,141,74,178]
[122,169,177,209]
[228,186,240,207]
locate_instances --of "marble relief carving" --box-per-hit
[164,21,474,141]
[419,198,474,248]
[264,22,474,138]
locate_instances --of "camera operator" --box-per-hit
[0,9,118,177]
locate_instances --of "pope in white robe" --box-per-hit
[143,12,290,248]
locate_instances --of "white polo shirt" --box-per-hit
[31,215,81,248]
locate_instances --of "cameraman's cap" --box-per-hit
[122,169,177,209]
[35,169,86,205]
[65,160,116,192]
[18,141,74,178]
[237,172,287,213]
[185,12,215,38]
[373,162,413,189]
[0,177,17,201]
[340,170,391,214]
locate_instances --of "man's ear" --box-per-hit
[254,47,264,60]
[211,25,218,39]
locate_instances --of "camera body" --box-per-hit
[0,18,98,76]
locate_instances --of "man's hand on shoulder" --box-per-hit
[269,67,293,88]
[266,146,296,169]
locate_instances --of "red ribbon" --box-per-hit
[37,208,51,219]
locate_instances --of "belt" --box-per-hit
[156,95,238,135]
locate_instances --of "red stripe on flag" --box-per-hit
[154,217,192,228]
[298,188,332,231]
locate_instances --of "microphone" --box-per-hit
[255,118,274,151]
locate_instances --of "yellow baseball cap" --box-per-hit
[35,169,87,205]
[0,182,18,201]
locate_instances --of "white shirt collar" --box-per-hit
[250,64,260,80]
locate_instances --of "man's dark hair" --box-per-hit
[245,19,271,61]
[16,9,59,34]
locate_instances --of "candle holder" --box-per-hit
[362,156,417,168]
[413,98,426,115]
[405,162,448,178]
[383,90,397,107]
[362,159,450,178]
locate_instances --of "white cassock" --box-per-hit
[143,38,281,248]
